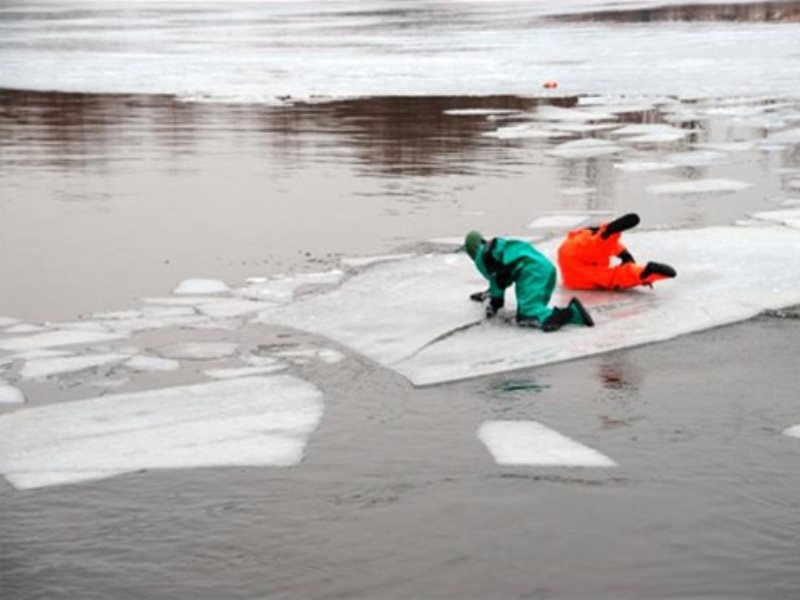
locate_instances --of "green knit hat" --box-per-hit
[464,230,485,259]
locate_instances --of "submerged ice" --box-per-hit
[0,376,324,490]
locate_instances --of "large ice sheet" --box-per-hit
[0,330,126,352]
[478,421,616,467]
[0,376,324,490]
[256,226,800,386]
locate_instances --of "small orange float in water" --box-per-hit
[543,81,558,89]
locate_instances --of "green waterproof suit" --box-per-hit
[472,237,583,326]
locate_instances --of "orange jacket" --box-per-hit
[557,224,644,290]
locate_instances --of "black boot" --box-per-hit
[601,213,640,239]
[640,262,676,280]
[568,297,595,327]
[541,307,573,332]
[469,290,489,302]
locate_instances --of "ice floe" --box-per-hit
[172,278,230,295]
[664,151,726,167]
[236,270,345,303]
[123,356,181,373]
[255,226,800,386]
[784,425,800,439]
[443,108,521,116]
[0,317,20,329]
[196,299,270,319]
[478,421,616,467]
[5,324,46,334]
[0,376,324,490]
[0,330,126,353]
[533,105,617,123]
[647,178,751,195]
[0,384,25,404]
[20,354,129,380]
[154,342,239,361]
[546,139,625,159]
[483,124,571,140]
[748,209,800,229]
[614,161,676,173]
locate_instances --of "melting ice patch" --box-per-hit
[546,139,625,159]
[784,425,800,439]
[20,354,129,380]
[124,356,181,373]
[0,376,324,490]
[749,209,800,230]
[0,330,126,352]
[256,226,800,386]
[647,179,751,195]
[0,383,25,404]
[478,421,616,467]
[172,278,230,295]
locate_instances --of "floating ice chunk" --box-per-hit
[204,365,287,379]
[614,161,675,173]
[533,105,617,122]
[124,356,181,373]
[526,212,608,230]
[341,254,413,268]
[664,151,726,167]
[141,297,219,306]
[237,270,344,303]
[256,226,800,386]
[749,209,800,230]
[763,128,800,145]
[7,349,73,361]
[551,123,619,134]
[0,384,25,404]
[53,320,110,333]
[21,354,128,380]
[0,330,126,353]
[155,342,238,361]
[5,324,45,334]
[647,178,751,195]
[478,421,616,467]
[443,108,520,116]
[483,124,570,140]
[784,425,800,439]
[546,139,624,159]
[691,141,755,153]
[317,348,345,364]
[196,299,269,319]
[242,354,285,368]
[0,317,20,328]
[184,320,242,331]
[612,124,689,137]
[0,376,324,489]
[172,278,230,295]
[559,187,596,196]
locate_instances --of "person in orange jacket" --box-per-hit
[557,213,676,290]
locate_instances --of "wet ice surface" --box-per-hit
[478,421,617,467]
[0,376,324,490]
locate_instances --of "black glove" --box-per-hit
[470,290,489,302]
[618,249,635,264]
[485,296,504,318]
[602,213,640,239]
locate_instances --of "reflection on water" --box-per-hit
[0,88,798,322]
[552,1,800,23]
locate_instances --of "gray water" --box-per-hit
[2,312,799,599]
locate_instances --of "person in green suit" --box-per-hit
[464,230,594,332]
